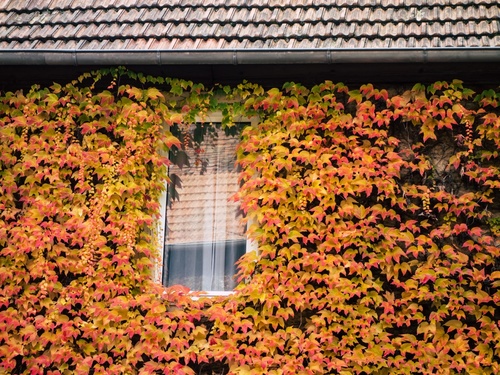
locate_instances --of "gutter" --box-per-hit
[0,48,499,65]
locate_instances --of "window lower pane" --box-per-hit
[164,240,246,291]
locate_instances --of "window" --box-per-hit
[159,120,252,293]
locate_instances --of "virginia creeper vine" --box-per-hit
[0,68,499,374]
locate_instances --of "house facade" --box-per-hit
[1,1,500,374]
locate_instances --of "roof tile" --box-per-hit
[263,24,283,39]
[16,0,34,10]
[218,24,240,39]
[486,5,500,19]
[393,8,416,22]
[303,7,324,22]
[53,0,74,9]
[307,22,330,38]
[253,8,274,23]
[230,8,253,23]
[441,6,455,22]
[109,38,133,49]
[442,37,458,47]
[332,23,356,38]
[60,39,85,49]
[369,8,389,23]
[416,7,437,22]
[193,38,222,49]
[94,8,123,23]
[406,36,417,48]
[333,0,354,6]
[239,24,262,40]
[125,38,153,49]
[293,38,318,48]
[165,8,189,23]
[391,37,407,48]
[380,0,400,6]
[118,8,144,23]
[405,22,424,37]
[357,23,378,37]
[171,38,199,49]
[287,23,308,39]
[347,8,371,23]
[192,23,220,39]
[316,38,340,48]
[113,0,143,7]
[404,0,425,6]
[70,9,94,24]
[50,24,78,39]
[185,7,212,22]
[212,7,234,23]
[281,7,302,22]
[75,23,104,39]
[0,25,13,40]
[492,20,500,34]
[367,38,388,48]
[322,7,345,21]
[147,23,171,38]
[476,20,499,34]
[148,38,176,49]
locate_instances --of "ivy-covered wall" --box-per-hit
[1,69,499,374]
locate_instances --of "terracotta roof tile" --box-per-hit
[303,7,324,22]
[322,7,345,21]
[230,8,252,24]
[281,8,302,22]
[171,38,198,49]
[185,7,211,22]
[49,24,75,39]
[347,8,370,23]
[148,38,175,49]
[146,23,168,39]
[369,8,388,22]
[118,8,143,23]
[391,37,407,48]
[0,1,498,50]
[52,0,73,9]
[252,8,273,24]
[332,23,356,38]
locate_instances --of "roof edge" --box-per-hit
[0,48,499,65]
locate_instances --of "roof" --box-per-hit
[0,0,499,65]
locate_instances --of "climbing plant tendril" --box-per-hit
[0,68,499,374]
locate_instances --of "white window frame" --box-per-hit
[154,113,258,296]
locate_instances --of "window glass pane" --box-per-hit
[163,124,247,291]
[166,241,246,291]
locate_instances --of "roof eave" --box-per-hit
[0,48,499,65]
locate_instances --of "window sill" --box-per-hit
[191,290,235,299]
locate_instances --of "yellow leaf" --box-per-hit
[444,320,463,331]
[490,271,500,280]
[421,118,437,142]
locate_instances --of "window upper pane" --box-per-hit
[166,124,246,245]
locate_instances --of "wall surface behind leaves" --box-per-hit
[0,69,499,374]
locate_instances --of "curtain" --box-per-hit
[162,124,247,291]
